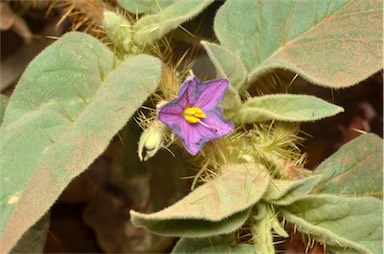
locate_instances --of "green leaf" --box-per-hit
[280,195,383,254]
[251,202,275,254]
[222,85,242,115]
[251,202,288,253]
[214,0,382,88]
[0,94,9,125]
[200,41,243,113]
[232,94,344,124]
[263,176,321,206]
[130,163,270,237]
[0,32,161,253]
[131,209,251,238]
[172,235,255,253]
[133,0,214,46]
[10,213,50,253]
[314,133,383,197]
[201,41,247,92]
[117,0,176,14]
[271,215,289,238]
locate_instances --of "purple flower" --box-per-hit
[158,76,233,155]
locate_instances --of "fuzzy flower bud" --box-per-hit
[102,11,138,53]
[138,120,166,161]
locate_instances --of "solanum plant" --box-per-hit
[0,0,382,253]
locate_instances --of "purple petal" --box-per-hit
[157,76,233,155]
[181,108,233,155]
[196,111,233,142]
[158,109,186,144]
[158,100,185,139]
[195,79,229,111]
[158,77,200,113]
[159,116,201,155]
[178,76,203,106]
[179,122,201,155]
[158,111,182,125]
[158,99,184,115]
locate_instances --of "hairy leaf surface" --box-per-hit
[215,0,382,88]
[130,164,270,236]
[10,213,50,253]
[315,133,383,197]
[0,94,8,125]
[0,32,162,253]
[201,41,244,113]
[281,195,383,254]
[172,235,254,253]
[263,176,321,206]
[131,209,251,238]
[232,94,344,123]
[133,0,214,46]
[201,41,247,92]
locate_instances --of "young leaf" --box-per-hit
[172,235,254,253]
[201,41,247,92]
[263,176,321,206]
[10,213,50,253]
[130,163,270,236]
[232,94,344,124]
[133,0,214,46]
[251,201,289,253]
[314,133,383,197]
[280,195,383,254]
[0,32,161,253]
[117,0,176,14]
[214,0,382,88]
[0,94,9,125]
[251,202,275,254]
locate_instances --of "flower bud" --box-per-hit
[138,121,165,161]
[102,11,135,53]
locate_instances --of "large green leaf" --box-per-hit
[232,94,344,123]
[214,0,382,88]
[0,32,162,253]
[172,235,255,253]
[10,213,50,253]
[133,0,214,46]
[280,195,383,254]
[130,163,270,237]
[0,94,9,125]
[314,133,383,197]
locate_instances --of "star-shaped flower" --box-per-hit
[158,76,233,155]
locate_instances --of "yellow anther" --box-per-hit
[184,115,200,123]
[184,107,206,123]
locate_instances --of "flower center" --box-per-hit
[183,107,206,124]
